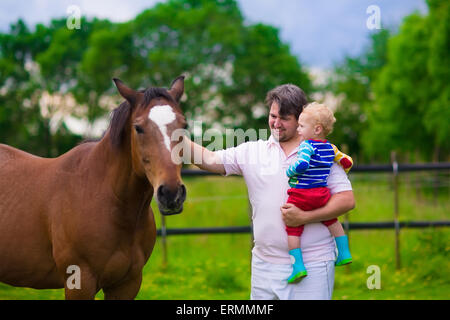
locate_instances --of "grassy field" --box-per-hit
[0,172,449,300]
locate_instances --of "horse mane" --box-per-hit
[109,86,175,149]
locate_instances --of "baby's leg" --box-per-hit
[325,221,353,266]
[288,234,300,251]
[287,236,307,283]
[286,227,307,283]
[327,220,345,237]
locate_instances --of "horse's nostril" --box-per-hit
[179,184,186,201]
[157,185,165,198]
[157,185,171,202]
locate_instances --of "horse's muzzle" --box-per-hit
[157,184,186,215]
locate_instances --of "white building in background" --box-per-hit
[35,66,344,140]
[38,90,118,138]
[307,67,344,112]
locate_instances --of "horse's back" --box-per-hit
[0,144,53,200]
[0,143,35,159]
[0,144,63,288]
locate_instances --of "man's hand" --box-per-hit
[183,136,225,175]
[281,203,307,227]
[281,191,355,227]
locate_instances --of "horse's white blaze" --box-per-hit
[148,105,176,152]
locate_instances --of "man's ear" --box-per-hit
[168,75,185,103]
[113,78,137,106]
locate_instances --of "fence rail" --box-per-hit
[181,162,450,176]
[157,162,450,268]
[156,221,450,237]
[351,162,450,172]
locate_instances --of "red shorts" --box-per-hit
[285,187,337,237]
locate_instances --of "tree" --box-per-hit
[327,29,390,162]
[81,0,311,133]
[1,0,311,156]
[223,23,311,131]
[364,0,450,162]
[0,18,110,156]
[329,0,449,163]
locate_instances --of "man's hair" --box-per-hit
[302,102,336,136]
[265,84,308,119]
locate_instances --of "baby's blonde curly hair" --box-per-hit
[301,102,336,136]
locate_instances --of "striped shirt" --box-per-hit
[286,140,352,189]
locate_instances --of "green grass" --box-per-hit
[0,173,449,300]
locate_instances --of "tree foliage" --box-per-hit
[1,0,447,163]
[365,0,450,162]
[327,29,390,162]
[0,0,311,157]
[329,0,449,163]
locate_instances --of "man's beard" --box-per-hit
[271,128,295,142]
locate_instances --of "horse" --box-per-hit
[0,76,187,299]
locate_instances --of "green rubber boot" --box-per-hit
[335,235,353,266]
[287,248,307,283]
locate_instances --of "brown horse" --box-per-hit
[0,76,187,299]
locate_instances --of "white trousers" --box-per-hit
[250,254,335,300]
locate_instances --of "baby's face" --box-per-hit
[297,113,317,141]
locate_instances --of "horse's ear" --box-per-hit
[113,78,137,106]
[168,75,184,103]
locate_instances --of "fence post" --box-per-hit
[391,151,401,270]
[344,213,351,273]
[344,213,350,235]
[161,214,168,268]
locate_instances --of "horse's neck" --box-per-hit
[92,132,152,205]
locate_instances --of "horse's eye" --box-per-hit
[134,125,144,134]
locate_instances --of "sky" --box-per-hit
[0,0,427,69]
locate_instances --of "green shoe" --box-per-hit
[287,248,307,283]
[287,269,307,283]
[335,235,352,267]
[335,257,352,266]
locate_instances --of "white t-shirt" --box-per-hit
[215,136,352,264]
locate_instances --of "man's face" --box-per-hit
[268,102,299,142]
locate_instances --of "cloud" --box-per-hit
[77,0,163,22]
[0,0,428,69]
[237,0,427,68]
[0,0,161,31]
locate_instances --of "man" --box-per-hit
[184,84,355,300]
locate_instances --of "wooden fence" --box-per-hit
[158,162,450,269]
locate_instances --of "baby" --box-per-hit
[285,102,353,284]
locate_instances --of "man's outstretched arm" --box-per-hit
[281,191,355,227]
[183,136,226,175]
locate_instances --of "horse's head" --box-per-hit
[113,76,187,215]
